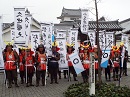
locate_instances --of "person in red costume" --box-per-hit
[35,44,47,87]
[111,45,120,81]
[19,48,25,84]
[22,48,35,87]
[66,43,77,81]
[80,43,90,83]
[3,43,19,88]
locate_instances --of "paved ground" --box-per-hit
[0,67,130,97]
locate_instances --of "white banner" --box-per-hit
[89,53,95,95]
[31,31,40,52]
[101,50,111,68]
[106,32,114,50]
[122,34,129,50]
[121,46,125,67]
[69,28,78,52]
[11,27,15,41]
[0,16,4,69]
[88,30,95,47]
[69,52,84,74]
[99,31,114,50]
[14,8,26,43]
[56,39,67,69]
[81,9,89,34]
[46,23,53,51]
[56,30,66,39]
[99,31,105,50]
[41,23,50,48]
[25,13,31,45]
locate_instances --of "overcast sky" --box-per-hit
[0,0,130,23]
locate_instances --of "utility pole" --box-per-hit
[94,0,102,83]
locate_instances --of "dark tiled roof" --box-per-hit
[120,18,130,24]
[3,23,14,30]
[57,7,81,19]
[88,21,123,31]
[55,20,123,31]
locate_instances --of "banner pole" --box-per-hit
[25,50,28,84]
[45,61,47,86]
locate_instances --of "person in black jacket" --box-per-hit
[123,49,128,76]
[48,41,60,84]
[105,55,112,81]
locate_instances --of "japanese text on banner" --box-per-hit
[69,28,78,52]
[31,31,40,52]
[25,13,31,45]
[41,23,50,48]
[57,39,67,69]
[88,30,95,47]
[14,8,26,43]
[81,9,89,34]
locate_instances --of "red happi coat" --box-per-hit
[4,51,16,70]
[82,53,90,69]
[67,53,73,67]
[19,54,25,71]
[25,55,35,73]
[37,53,46,70]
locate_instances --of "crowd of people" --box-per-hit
[3,41,128,88]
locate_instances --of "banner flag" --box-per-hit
[81,9,89,34]
[101,50,110,68]
[88,30,95,47]
[0,15,4,69]
[99,31,114,68]
[11,27,15,41]
[41,23,50,48]
[106,32,114,50]
[56,30,66,39]
[25,12,31,45]
[31,31,40,52]
[122,34,128,50]
[121,46,125,67]
[56,39,68,69]
[99,31,106,50]
[41,23,53,52]
[69,28,78,52]
[69,52,84,74]
[99,31,114,50]
[47,23,53,51]
[14,8,26,44]
[89,52,95,95]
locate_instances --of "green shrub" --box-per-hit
[63,83,130,97]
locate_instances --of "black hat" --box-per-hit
[6,43,13,48]
[38,44,44,48]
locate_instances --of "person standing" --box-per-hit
[80,43,90,83]
[35,44,47,87]
[123,49,128,76]
[3,43,19,88]
[66,43,77,81]
[19,48,25,84]
[105,55,112,81]
[23,48,35,87]
[112,46,120,81]
[48,41,60,84]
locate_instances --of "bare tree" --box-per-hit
[94,0,102,83]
